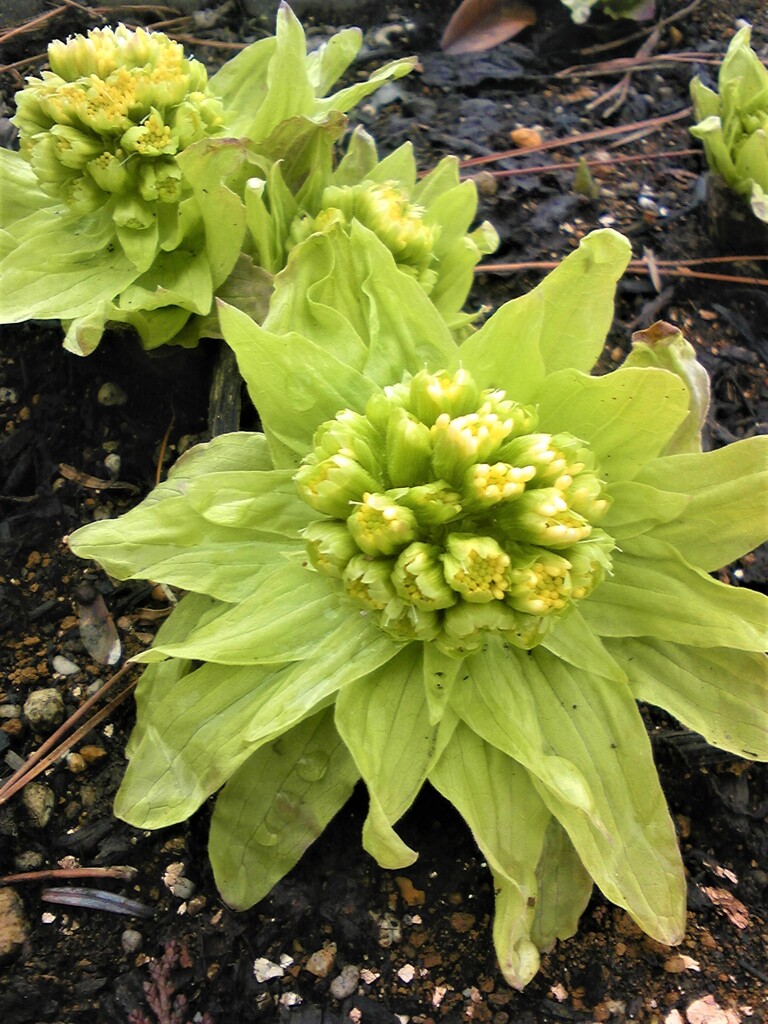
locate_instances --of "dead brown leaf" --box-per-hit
[440,0,536,55]
[699,886,750,929]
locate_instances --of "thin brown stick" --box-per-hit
[0,662,137,807]
[580,0,703,56]
[477,258,768,288]
[557,52,721,80]
[458,109,692,170]
[0,866,137,886]
[465,148,699,181]
[0,677,138,806]
[155,414,176,487]
[0,6,68,45]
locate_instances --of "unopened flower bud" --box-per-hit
[498,487,592,549]
[479,390,539,438]
[49,124,104,169]
[566,531,615,600]
[564,470,610,521]
[431,410,515,484]
[395,480,463,526]
[439,599,522,656]
[304,521,359,578]
[138,160,183,204]
[386,408,433,487]
[364,384,410,433]
[88,151,131,194]
[347,492,419,557]
[343,555,398,610]
[504,545,572,616]
[392,542,457,610]
[113,194,156,231]
[441,534,511,603]
[463,461,535,509]
[379,602,441,643]
[295,454,380,518]
[408,368,480,425]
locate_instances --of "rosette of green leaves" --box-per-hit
[690,25,768,223]
[245,127,498,337]
[69,227,768,990]
[0,6,415,353]
[561,0,655,25]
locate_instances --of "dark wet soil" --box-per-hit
[1,2,767,1022]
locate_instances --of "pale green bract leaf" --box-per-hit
[336,645,432,869]
[455,229,631,402]
[68,433,300,602]
[0,207,138,322]
[209,707,360,910]
[519,649,686,944]
[534,367,689,483]
[183,469,315,535]
[116,613,396,829]
[582,535,768,651]
[430,720,551,990]
[217,299,378,463]
[530,820,593,953]
[134,564,347,665]
[623,322,711,454]
[542,607,626,683]
[449,644,598,819]
[602,480,690,540]
[635,436,768,570]
[610,639,768,761]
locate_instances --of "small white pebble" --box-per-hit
[122,929,143,953]
[397,964,416,983]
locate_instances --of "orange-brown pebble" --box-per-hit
[395,876,425,907]
[79,745,108,765]
[510,127,542,149]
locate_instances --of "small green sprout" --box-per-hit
[690,24,768,223]
[69,228,768,990]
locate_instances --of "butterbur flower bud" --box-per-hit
[499,487,593,549]
[408,369,480,425]
[395,480,463,526]
[49,124,104,169]
[88,151,131,194]
[138,160,183,204]
[504,546,573,616]
[441,601,553,655]
[379,602,441,643]
[463,461,535,509]
[478,391,539,439]
[441,534,511,603]
[347,492,419,557]
[295,454,380,518]
[386,408,433,487]
[313,409,382,475]
[365,384,410,433]
[566,530,615,600]
[343,555,398,610]
[431,410,515,484]
[303,521,359,578]
[392,542,457,610]
[114,195,156,231]
[565,471,611,521]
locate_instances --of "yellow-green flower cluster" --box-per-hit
[14,24,223,218]
[293,180,439,289]
[296,369,614,655]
